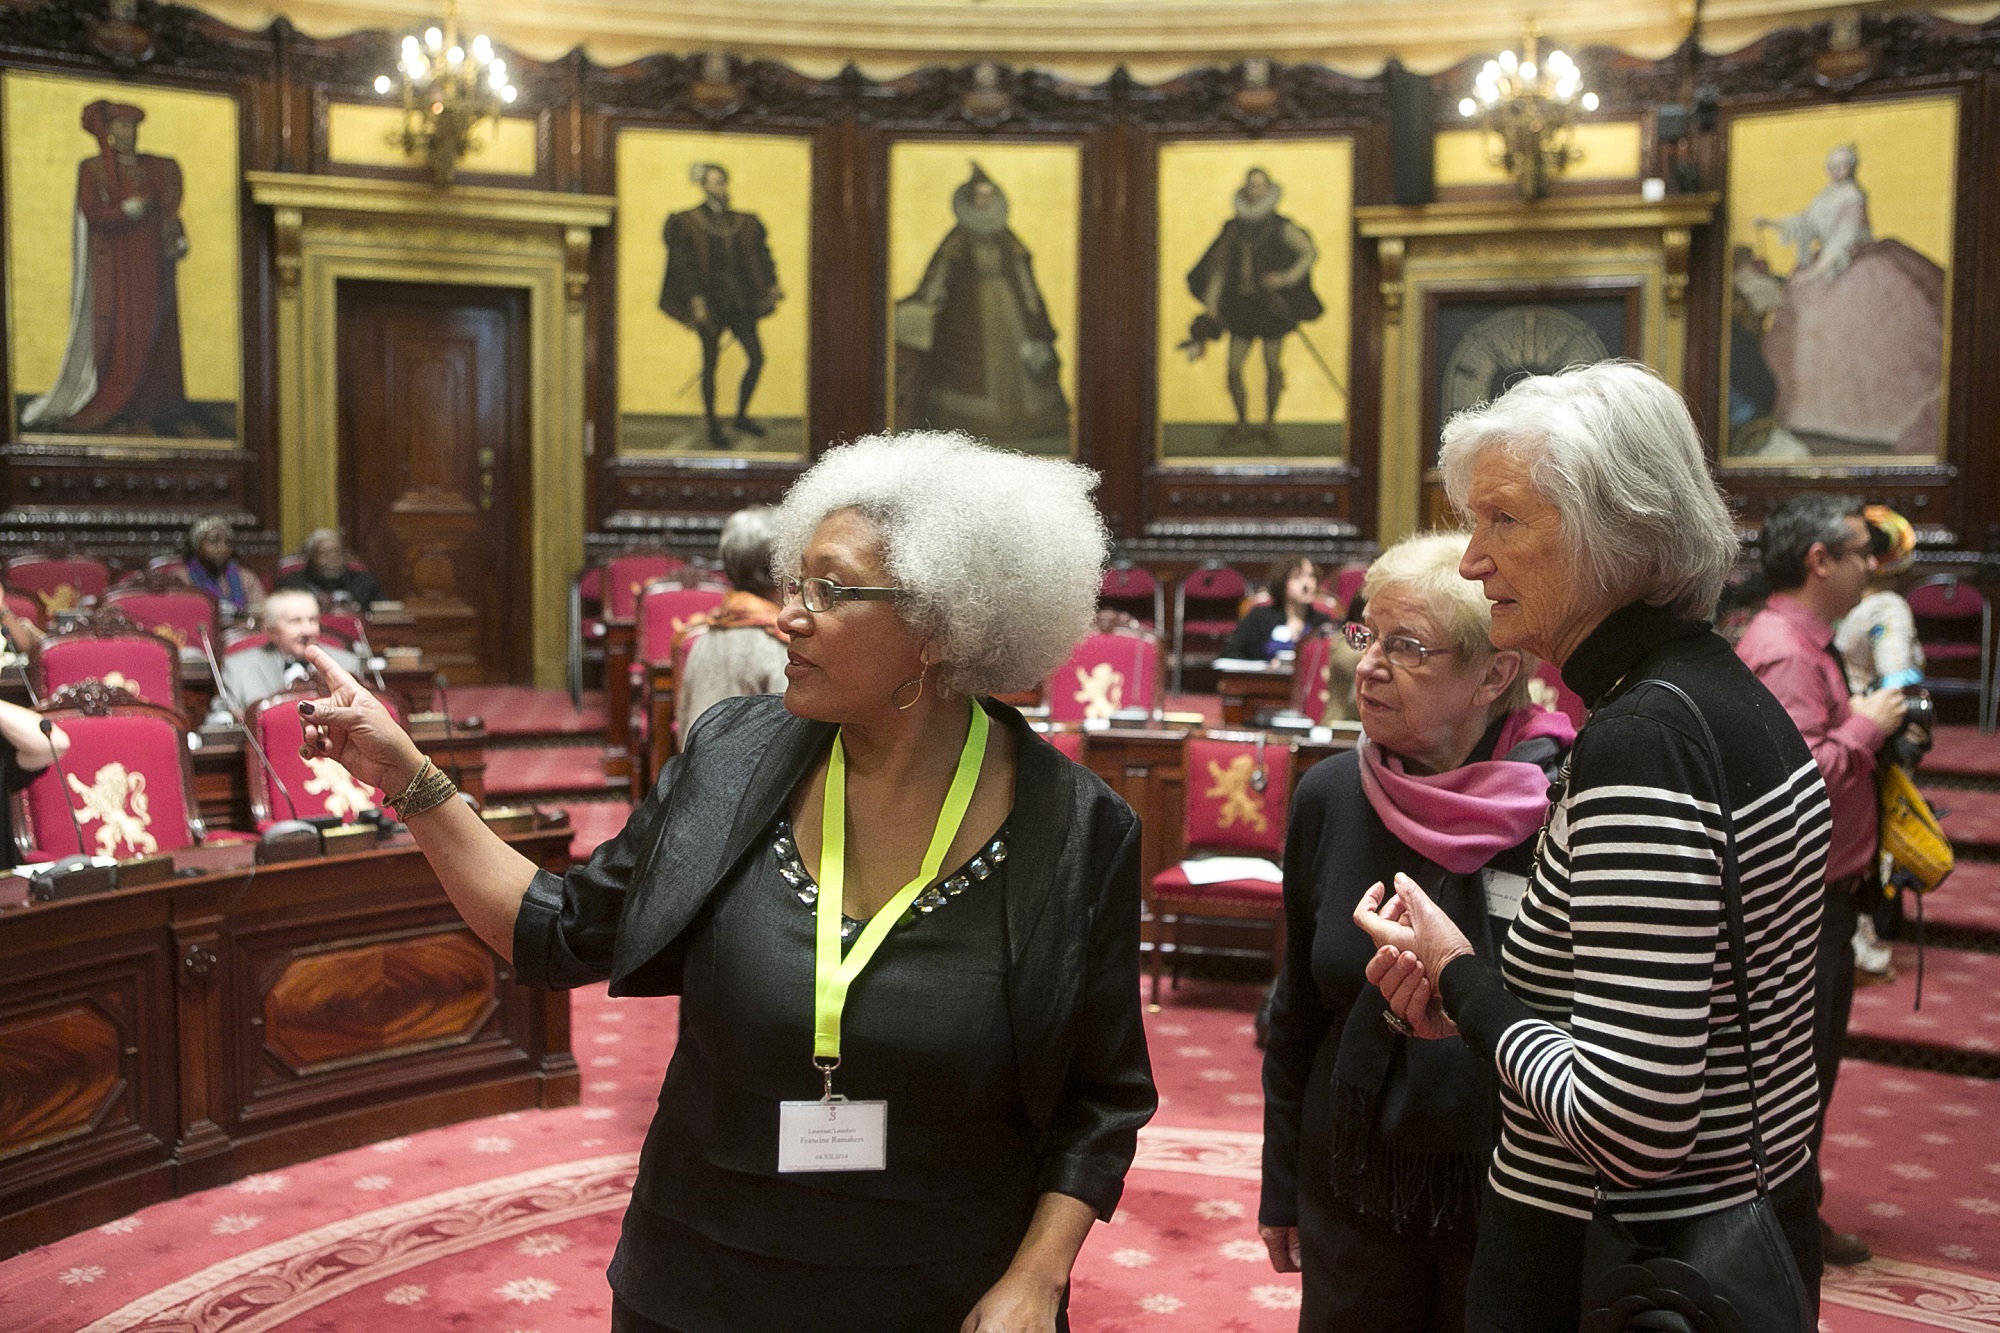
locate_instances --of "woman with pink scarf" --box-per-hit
[1258,532,1573,1332]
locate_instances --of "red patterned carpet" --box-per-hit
[448,688,607,740]
[4,969,1995,1331]
[484,745,621,799]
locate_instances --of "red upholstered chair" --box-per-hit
[1173,563,1249,692]
[1906,575,1995,733]
[1148,732,1293,1002]
[245,691,383,828]
[1288,624,1356,724]
[4,588,43,628]
[1046,627,1162,724]
[13,684,222,862]
[1100,563,1165,632]
[1333,562,1370,615]
[7,554,111,621]
[317,612,364,650]
[101,586,219,651]
[631,581,729,789]
[635,580,730,667]
[605,554,689,623]
[32,619,182,715]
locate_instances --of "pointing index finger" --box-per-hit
[303,643,361,693]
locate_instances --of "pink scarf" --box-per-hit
[1356,706,1578,874]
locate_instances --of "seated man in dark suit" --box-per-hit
[274,528,387,610]
[220,588,361,711]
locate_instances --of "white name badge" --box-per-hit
[777,1098,888,1173]
[1483,870,1529,922]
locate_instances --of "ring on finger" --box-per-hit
[1382,1010,1414,1037]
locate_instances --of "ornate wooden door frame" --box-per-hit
[1356,194,1717,543]
[248,173,614,689]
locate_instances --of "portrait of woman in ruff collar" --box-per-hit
[888,143,1080,456]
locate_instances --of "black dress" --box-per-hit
[610,817,1056,1333]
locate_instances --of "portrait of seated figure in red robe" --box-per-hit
[21,98,198,437]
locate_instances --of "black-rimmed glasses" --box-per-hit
[780,575,904,613]
[1342,622,1459,670]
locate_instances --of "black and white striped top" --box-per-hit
[1439,603,1828,1222]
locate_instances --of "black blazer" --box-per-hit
[512,693,1157,1216]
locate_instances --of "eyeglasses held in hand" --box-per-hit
[781,575,904,614]
[1343,622,1458,669]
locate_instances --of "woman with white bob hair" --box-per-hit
[1352,362,1830,1330]
[295,431,1156,1333]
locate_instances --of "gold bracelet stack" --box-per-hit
[388,758,458,818]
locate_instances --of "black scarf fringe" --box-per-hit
[1325,1081,1484,1235]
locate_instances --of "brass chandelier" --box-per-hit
[1457,21,1599,201]
[373,0,517,187]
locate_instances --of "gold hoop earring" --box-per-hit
[892,661,929,711]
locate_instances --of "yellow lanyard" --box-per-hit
[812,698,990,1089]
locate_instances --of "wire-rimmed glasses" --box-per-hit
[780,575,904,613]
[1342,622,1459,669]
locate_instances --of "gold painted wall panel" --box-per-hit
[1434,122,1643,187]
[326,103,538,176]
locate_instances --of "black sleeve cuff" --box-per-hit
[1437,953,1534,1063]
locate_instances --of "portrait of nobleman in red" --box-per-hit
[21,98,195,436]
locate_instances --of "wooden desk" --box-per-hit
[1214,659,1295,727]
[188,715,488,834]
[0,823,576,1257]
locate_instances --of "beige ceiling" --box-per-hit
[188,0,1996,80]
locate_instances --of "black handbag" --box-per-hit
[1577,679,1815,1333]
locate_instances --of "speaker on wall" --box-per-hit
[1389,64,1435,206]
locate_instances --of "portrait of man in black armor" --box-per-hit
[659,162,784,448]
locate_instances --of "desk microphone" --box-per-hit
[432,671,479,810]
[352,620,389,693]
[197,628,322,862]
[6,627,119,900]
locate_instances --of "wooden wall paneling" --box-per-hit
[0,893,179,1259]
[815,113,878,453]
[1968,71,2000,552]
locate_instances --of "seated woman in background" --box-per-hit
[181,516,265,619]
[298,431,1155,1333]
[1223,554,1333,660]
[1260,532,1572,1332]
[675,505,789,735]
[275,528,387,611]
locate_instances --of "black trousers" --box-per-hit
[1464,1166,1821,1333]
[1811,875,1864,1158]
[1297,1187,1475,1333]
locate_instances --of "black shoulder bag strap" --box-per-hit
[1635,678,1771,1193]
[1578,678,1813,1333]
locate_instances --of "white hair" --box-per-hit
[770,432,1108,695]
[1362,531,1534,714]
[1439,361,1741,620]
[261,587,319,627]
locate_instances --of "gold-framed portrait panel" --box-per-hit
[1721,94,1958,467]
[615,126,812,459]
[885,138,1080,458]
[3,70,242,448]
[1155,137,1353,466]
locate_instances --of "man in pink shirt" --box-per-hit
[1737,492,1907,1267]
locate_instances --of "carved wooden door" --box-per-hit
[336,281,530,685]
